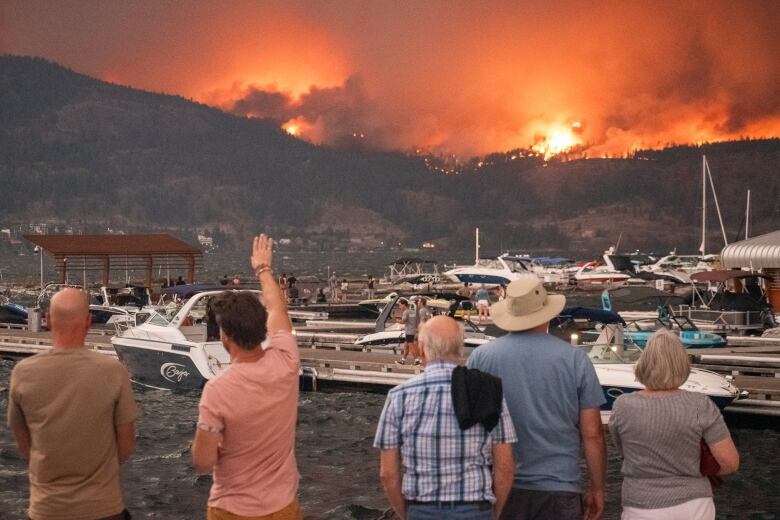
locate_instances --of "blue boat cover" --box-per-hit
[551,306,626,327]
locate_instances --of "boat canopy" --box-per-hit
[551,306,626,327]
[690,270,770,283]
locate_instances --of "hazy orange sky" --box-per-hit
[2,0,779,156]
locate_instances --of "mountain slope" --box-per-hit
[1,56,778,254]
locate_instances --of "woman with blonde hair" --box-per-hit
[609,329,739,520]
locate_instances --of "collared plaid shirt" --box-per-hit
[374,360,517,503]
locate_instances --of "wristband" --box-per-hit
[255,265,271,276]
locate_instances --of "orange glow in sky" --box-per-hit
[1,1,778,158]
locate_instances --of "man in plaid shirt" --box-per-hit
[374,316,517,519]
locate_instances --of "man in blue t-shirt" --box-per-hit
[467,278,606,520]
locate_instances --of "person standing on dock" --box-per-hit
[278,272,288,301]
[341,278,349,303]
[7,287,138,520]
[192,234,302,520]
[329,272,338,302]
[367,275,375,299]
[475,284,490,324]
[375,316,517,520]
[467,278,607,520]
[609,330,739,520]
[396,298,419,365]
[457,282,474,320]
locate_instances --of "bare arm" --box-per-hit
[11,423,31,459]
[380,449,406,520]
[580,407,606,520]
[709,435,739,475]
[492,443,514,517]
[116,421,135,464]
[251,234,292,333]
[191,428,221,474]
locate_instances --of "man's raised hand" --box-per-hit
[251,234,273,272]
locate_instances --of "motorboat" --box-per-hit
[623,315,727,349]
[0,300,27,324]
[354,293,493,352]
[575,262,632,287]
[574,249,634,287]
[445,254,538,286]
[528,256,577,285]
[636,253,717,283]
[111,289,315,390]
[673,270,777,335]
[34,283,145,328]
[380,257,446,286]
[551,307,740,421]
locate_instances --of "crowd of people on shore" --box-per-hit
[7,235,740,520]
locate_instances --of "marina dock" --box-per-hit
[2,328,779,418]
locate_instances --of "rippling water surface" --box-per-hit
[1,359,778,519]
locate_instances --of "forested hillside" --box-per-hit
[1,56,778,254]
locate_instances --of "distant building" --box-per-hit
[197,234,214,247]
[29,223,48,234]
[1,229,11,241]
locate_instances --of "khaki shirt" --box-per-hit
[7,349,138,520]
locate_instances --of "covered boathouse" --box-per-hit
[721,229,780,311]
[23,233,202,289]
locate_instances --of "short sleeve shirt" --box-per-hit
[197,331,300,517]
[467,332,605,493]
[373,361,517,502]
[8,349,138,520]
[609,390,730,509]
[401,309,418,335]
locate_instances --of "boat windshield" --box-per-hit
[145,312,171,327]
[476,258,504,270]
[503,258,530,273]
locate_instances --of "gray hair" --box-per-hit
[634,329,690,390]
[417,319,464,360]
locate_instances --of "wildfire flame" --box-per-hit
[532,121,584,159]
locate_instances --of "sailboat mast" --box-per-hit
[701,155,706,255]
[475,227,480,264]
[745,190,751,240]
[704,157,729,247]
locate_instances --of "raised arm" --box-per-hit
[251,234,292,333]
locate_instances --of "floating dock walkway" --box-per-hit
[1,329,779,418]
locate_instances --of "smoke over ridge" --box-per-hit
[2,0,779,156]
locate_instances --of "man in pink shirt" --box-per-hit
[192,234,301,520]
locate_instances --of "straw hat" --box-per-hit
[490,277,566,331]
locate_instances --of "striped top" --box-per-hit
[609,390,730,509]
[374,361,517,503]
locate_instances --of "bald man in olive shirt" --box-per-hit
[8,288,138,520]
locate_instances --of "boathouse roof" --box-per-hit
[24,233,202,286]
[720,230,780,269]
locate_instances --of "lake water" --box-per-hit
[1,360,779,519]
